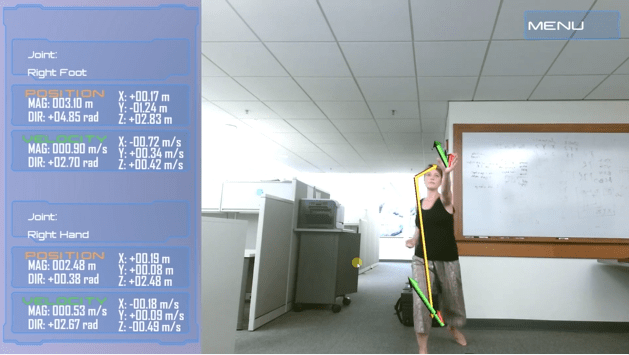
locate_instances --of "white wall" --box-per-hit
[448,101,629,322]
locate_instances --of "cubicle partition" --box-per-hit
[248,195,295,330]
[202,179,326,330]
[313,186,331,199]
[285,179,311,308]
[201,179,374,329]
[201,216,248,353]
[358,215,380,273]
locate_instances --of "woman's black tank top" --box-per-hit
[414,197,459,261]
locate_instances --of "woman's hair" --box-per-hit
[426,164,443,179]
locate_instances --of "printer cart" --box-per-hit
[293,229,360,313]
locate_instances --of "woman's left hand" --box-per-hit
[437,153,458,174]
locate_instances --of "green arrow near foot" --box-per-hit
[408,277,445,327]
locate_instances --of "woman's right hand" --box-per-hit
[405,238,417,248]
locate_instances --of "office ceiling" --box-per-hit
[201,0,629,174]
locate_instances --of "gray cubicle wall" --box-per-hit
[248,195,295,331]
[285,179,310,307]
[359,215,380,273]
[236,213,259,250]
[314,186,330,199]
[201,216,248,353]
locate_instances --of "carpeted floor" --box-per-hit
[234,262,629,354]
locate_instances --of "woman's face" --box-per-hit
[424,170,442,189]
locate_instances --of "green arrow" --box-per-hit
[408,277,445,327]
[433,141,449,168]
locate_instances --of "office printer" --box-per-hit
[297,199,345,229]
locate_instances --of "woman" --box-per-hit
[405,154,467,354]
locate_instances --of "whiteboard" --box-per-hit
[462,132,629,238]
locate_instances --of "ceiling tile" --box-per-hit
[329,151,365,163]
[548,40,629,75]
[376,119,422,132]
[287,119,339,133]
[421,118,446,133]
[317,101,372,119]
[203,77,256,101]
[202,56,227,76]
[229,0,334,41]
[202,43,287,77]
[302,132,348,144]
[202,101,237,121]
[266,133,323,153]
[333,119,380,133]
[396,140,422,151]
[356,77,418,101]
[317,165,348,173]
[616,59,629,74]
[411,0,500,40]
[383,133,422,145]
[586,75,629,99]
[234,77,310,101]
[388,152,423,161]
[289,141,326,153]
[341,42,416,77]
[415,41,488,76]
[266,42,350,77]
[352,143,388,153]
[295,78,364,101]
[422,132,446,146]
[362,152,393,160]
[339,161,370,168]
[212,101,279,119]
[493,0,596,40]
[482,41,565,76]
[530,75,607,100]
[475,76,542,100]
[239,118,298,133]
[265,132,304,144]
[298,152,339,165]
[417,77,477,101]
[317,143,357,155]
[344,133,385,145]
[387,144,423,154]
[264,101,326,119]
[202,0,258,41]
[319,0,411,41]
[419,101,448,120]
[593,0,629,39]
[368,101,419,119]
[344,166,376,173]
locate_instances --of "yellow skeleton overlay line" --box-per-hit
[413,164,437,318]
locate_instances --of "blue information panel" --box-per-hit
[2,1,200,352]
